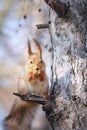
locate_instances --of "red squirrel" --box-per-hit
[4,39,49,130]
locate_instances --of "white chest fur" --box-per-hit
[26,79,48,95]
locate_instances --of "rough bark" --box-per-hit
[44,0,87,130]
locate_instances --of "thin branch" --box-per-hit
[13,92,55,113]
[36,24,49,29]
[13,93,49,105]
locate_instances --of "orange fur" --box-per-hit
[3,39,49,130]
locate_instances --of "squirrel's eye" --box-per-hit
[30,61,33,64]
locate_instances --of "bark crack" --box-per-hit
[48,7,54,94]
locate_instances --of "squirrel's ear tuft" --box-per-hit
[27,39,32,56]
[33,39,42,57]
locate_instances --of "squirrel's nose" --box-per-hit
[36,68,39,71]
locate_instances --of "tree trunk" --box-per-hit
[44,0,87,130]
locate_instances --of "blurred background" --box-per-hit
[0,0,51,129]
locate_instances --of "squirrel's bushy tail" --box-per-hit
[3,98,38,130]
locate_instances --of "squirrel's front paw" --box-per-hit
[42,93,50,99]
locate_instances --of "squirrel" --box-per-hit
[3,39,49,130]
